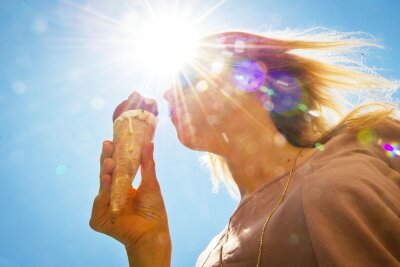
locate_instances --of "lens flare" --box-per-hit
[56,164,68,176]
[260,86,274,95]
[265,70,305,115]
[298,103,308,112]
[382,142,400,158]
[357,129,376,146]
[308,110,320,117]
[315,143,325,151]
[232,60,266,92]
[195,80,209,92]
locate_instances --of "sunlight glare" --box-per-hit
[134,15,201,75]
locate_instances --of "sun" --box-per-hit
[134,15,201,76]
[62,0,228,94]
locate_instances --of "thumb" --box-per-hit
[140,142,159,189]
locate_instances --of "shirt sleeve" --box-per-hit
[302,157,400,267]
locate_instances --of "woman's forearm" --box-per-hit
[125,234,172,267]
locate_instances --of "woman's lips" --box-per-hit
[169,103,185,119]
[169,106,175,118]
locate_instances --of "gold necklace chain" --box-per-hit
[216,147,305,267]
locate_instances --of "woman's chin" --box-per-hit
[176,130,203,150]
[171,115,206,150]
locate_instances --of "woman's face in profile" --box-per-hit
[163,63,232,150]
[163,51,269,152]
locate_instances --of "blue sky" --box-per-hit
[0,0,399,266]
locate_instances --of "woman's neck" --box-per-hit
[220,124,316,199]
[212,93,317,199]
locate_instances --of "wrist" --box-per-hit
[125,232,172,267]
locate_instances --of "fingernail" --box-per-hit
[103,140,111,146]
[128,92,140,102]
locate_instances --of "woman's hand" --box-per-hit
[89,141,171,266]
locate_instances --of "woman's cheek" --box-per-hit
[176,123,204,150]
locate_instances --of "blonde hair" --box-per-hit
[199,28,400,199]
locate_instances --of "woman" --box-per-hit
[89,30,400,266]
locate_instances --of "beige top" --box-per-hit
[196,118,400,267]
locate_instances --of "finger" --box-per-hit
[128,91,141,102]
[113,100,130,122]
[103,158,115,175]
[99,141,113,193]
[140,142,160,189]
[100,141,114,173]
[141,98,159,116]
[102,173,112,194]
[99,157,115,193]
[96,158,117,205]
[128,92,144,110]
[96,174,112,206]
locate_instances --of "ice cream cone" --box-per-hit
[110,109,158,223]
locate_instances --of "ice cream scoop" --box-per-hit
[113,93,159,122]
[110,93,158,223]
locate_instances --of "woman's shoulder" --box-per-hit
[301,116,400,228]
[309,117,400,173]
[299,119,400,265]
[302,153,400,210]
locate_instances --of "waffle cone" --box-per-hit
[110,109,157,223]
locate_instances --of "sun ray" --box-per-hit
[62,0,127,29]
[28,50,139,90]
[56,0,231,99]
[186,61,219,88]
[180,69,234,147]
[192,0,228,25]
[217,88,271,134]
[175,73,215,141]
[176,60,226,142]
[172,0,181,17]
[178,44,273,136]
[176,82,198,138]
[142,0,157,21]
[109,63,152,89]
[78,52,141,81]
